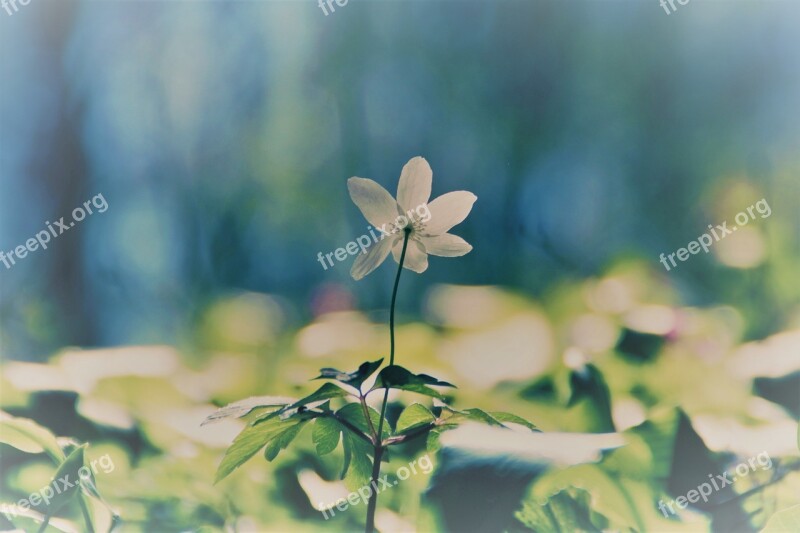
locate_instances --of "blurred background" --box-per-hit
[1,0,799,531]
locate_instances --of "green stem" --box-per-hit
[389,229,411,367]
[383,422,436,446]
[376,229,410,443]
[78,496,95,533]
[329,413,373,445]
[36,517,50,533]
[364,446,384,533]
[365,229,410,533]
[360,396,378,442]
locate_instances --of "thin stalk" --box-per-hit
[365,229,410,533]
[360,396,378,442]
[383,422,436,446]
[389,230,412,367]
[329,413,373,445]
[78,496,95,533]
[364,446,384,532]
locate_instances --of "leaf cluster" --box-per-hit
[0,413,118,532]
[207,359,537,485]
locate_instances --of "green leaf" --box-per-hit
[312,417,342,456]
[341,427,354,479]
[462,408,505,427]
[439,406,505,427]
[306,404,380,490]
[337,403,388,439]
[427,428,442,452]
[423,407,536,449]
[370,365,455,400]
[426,424,458,452]
[45,444,88,519]
[516,487,609,532]
[527,464,644,531]
[3,509,79,532]
[762,504,800,532]
[340,430,373,490]
[315,359,383,390]
[396,403,436,434]
[308,407,378,485]
[0,413,65,463]
[604,409,679,480]
[285,382,352,409]
[489,411,538,431]
[215,417,294,483]
[202,396,296,426]
[255,383,353,424]
[568,363,615,433]
[264,421,307,462]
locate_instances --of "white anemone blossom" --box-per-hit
[347,156,477,280]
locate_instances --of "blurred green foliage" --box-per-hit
[1,1,800,531]
[1,263,798,531]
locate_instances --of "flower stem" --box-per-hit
[389,229,411,368]
[365,229,410,533]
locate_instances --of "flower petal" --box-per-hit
[350,235,397,280]
[396,157,432,212]
[421,191,477,236]
[348,177,400,228]
[392,238,428,274]
[419,233,473,257]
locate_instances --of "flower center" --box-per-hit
[390,212,425,236]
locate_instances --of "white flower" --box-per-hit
[347,156,477,280]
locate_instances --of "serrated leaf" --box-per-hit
[489,411,538,431]
[337,403,388,439]
[462,408,505,427]
[0,412,65,463]
[255,383,353,425]
[294,382,355,405]
[315,359,383,390]
[396,404,436,434]
[516,487,608,532]
[313,404,379,489]
[312,417,342,456]
[202,396,296,426]
[341,431,373,490]
[215,417,293,483]
[370,365,455,400]
[264,421,307,462]
[425,407,536,448]
[426,424,458,452]
[427,428,442,452]
[341,428,354,480]
[438,405,503,426]
[528,464,643,531]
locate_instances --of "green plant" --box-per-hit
[206,157,537,532]
[0,413,117,532]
